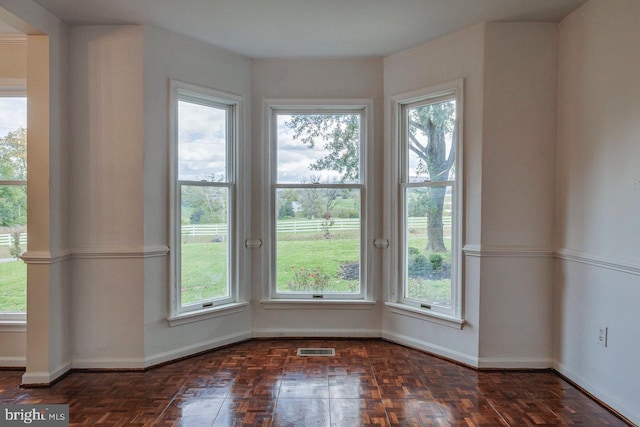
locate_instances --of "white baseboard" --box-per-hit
[554,362,640,426]
[144,331,252,368]
[71,331,253,370]
[381,330,479,367]
[22,360,72,385]
[252,328,381,338]
[72,357,147,370]
[0,356,26,368]
[478,357,553,369]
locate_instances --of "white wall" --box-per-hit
[478,23,557,367]
[142,26,253,364]
[382,25,485,364]
[250,57,384,336]
[555,0,640,423]
[68,25,146,367]
[67,25,254,368]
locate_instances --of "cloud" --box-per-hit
[178,100,227,181]
[0,97,27,138]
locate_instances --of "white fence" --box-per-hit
[180,217,451,237]
[0,233,27,248]
[2,217,452,245]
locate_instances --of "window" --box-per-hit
[170,81,241,315]
[267,102,371,300]
[0,90,27,321]
[394,81,463,320]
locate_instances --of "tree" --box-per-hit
[0,128,28,228]
[0,127,27,181]
[182,186,227,224]
[407,101,456,252]
[285,104,456,253]
[286,114,360,182]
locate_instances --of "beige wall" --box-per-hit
[0,39,25,78]
[555,0,640,423]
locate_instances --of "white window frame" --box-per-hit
[0,81,27,324]
[263,99,374,302]
[387,80,464,326]
[168,80,244,320]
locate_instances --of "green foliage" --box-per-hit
[287,266,330,292]
[408,247,430,278]
[0,185,27,227]
[181,186,227,224]
[278,200,295,219]
[429,253,444,271]
[0,128,28,228]
[286,114,360,182]
[9,231,23,261]
[0,127,27,181]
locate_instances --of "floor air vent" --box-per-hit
[297,348,335,357]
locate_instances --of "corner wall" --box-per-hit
[142,26,253,364]
[382,25,485,364]
[478,23,557,367]
[555,0,640,423]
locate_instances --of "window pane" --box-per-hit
[0,97,27,181]
[180,185,229,306]
[178,100,227,182]
[405,186,452,308]
[276,187,360,294]
[406,99,456,183]
[0,184,27,313]
[276,113,360,184]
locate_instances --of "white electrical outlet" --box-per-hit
[597,326,608,347]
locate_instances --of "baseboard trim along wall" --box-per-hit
[477,357,554,369]
[381,330,479,368]
[143,331,253,368]
[252,328,381,338]
[555,362,640,426]
[0,356,26,368]
[21,360,72,386]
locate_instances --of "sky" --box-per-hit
[0,97,27,138]
[178,100,227,181]
[178,103,359,184]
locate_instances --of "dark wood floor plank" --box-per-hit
[0,339,629,426]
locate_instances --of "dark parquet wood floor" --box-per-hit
[0,339,630,426]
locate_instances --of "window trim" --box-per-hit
[389,79,464,323]
[263,99,374,302]
[0,84,27,323]
[168,80,244,318]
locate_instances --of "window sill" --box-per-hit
[167,302,249,327]
[385,302,465,329]
[260,299,376,310]
[0,320,27,333]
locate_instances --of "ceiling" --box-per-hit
[28,0,587,58]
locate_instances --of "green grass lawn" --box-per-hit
[0,231,452,311]
[0,260,27,312]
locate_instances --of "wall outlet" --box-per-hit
[597,326,608,347]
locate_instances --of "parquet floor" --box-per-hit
[0,339,630,426]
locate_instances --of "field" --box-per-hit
[0,228,452,312]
